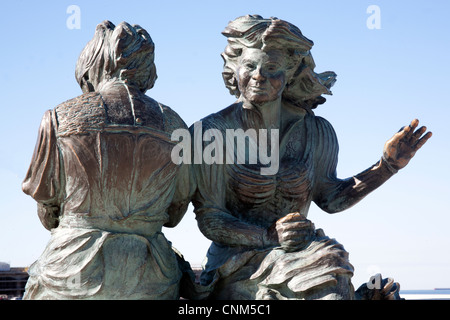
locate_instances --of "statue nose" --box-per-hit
[252,66,267,81]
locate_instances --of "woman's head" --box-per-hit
[221,15,336,109]
[75,20,157,94]
[236,47,289,106]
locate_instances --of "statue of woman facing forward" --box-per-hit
[22,21,194,299]
[192,15,431,300]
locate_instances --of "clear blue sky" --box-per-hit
[1,0,449,290]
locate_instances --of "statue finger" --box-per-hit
[280,220,313,231]
[395,124,412,140]
[283,227,314,237]
[396,119,419,139]
[409,119,419,130]
[278,212,307,224]
[281,238,311,249]
[281,231,304,241]
[411,126,427,141]
[405,119,420,139]
[287,212,307,221]
[413,131,432,151]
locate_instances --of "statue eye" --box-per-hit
[245,63,256,70]
[266,64,279,72]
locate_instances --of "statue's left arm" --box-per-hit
[22,110,62,230]
[313,118,431,214]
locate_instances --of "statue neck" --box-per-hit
[241,97,281,130]
[98,78,143,97]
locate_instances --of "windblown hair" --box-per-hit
[75,20,157,94]
[221,15,336,109]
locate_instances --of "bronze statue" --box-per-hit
[191,15,431,300]
[21,21,194,299]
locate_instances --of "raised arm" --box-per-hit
[313,118,431,214]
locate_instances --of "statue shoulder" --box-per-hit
[157,101,188,133]
[311,115,338,140]
[54,92,106,136]
[191,103,238,132]
[309,115,339,159]
[55,92,103,114]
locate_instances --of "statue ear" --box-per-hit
[80,74,95,94]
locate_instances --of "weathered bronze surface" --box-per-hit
[22,15,432,301]
[21,21,194,299]
[191,15,431,300]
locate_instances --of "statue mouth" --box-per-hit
[249,86,267,93]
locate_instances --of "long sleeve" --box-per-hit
[22,110,62,230]
[190,120,267,248]
[312,116,397,213]
[164,161,195,228]
[162,103,196,228]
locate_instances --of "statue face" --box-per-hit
[236,48,287,106]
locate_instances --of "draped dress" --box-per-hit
[22,92,193,299]
[192,102,355,300]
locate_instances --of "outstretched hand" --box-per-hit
[383,119,432,171]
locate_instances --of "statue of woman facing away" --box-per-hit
[22,21,195,299]
[191,15,432,300]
